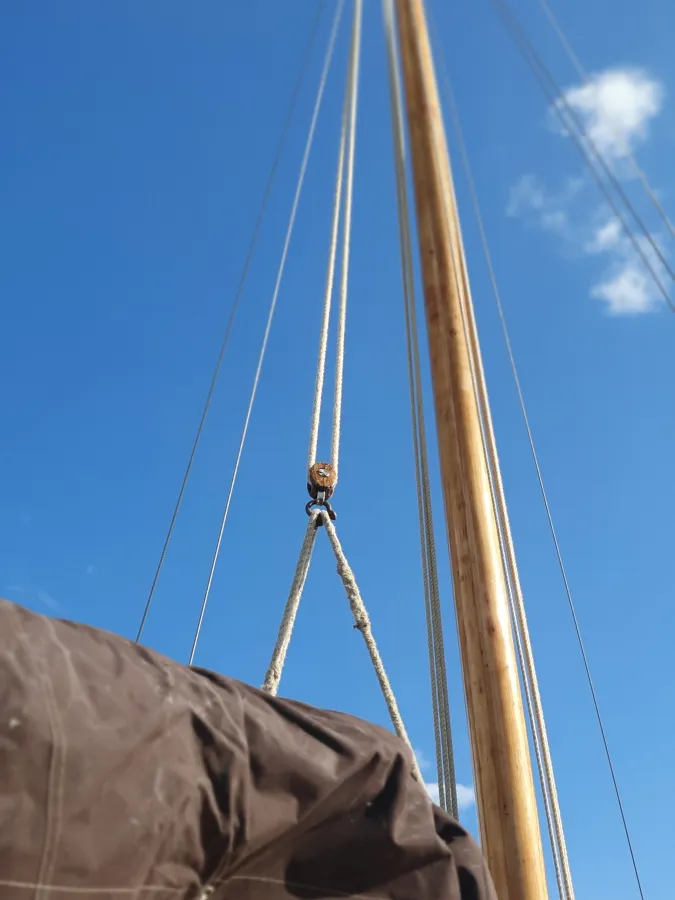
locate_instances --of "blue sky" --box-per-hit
[1,1,673,897]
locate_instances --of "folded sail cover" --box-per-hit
[1,599,496,900]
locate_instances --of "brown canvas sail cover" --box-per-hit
[0,599,496,900]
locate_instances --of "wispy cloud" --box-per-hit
[425,781,440,805]
[36,589,60,611]
[415,748,432,772]
[6,584,62,612]
[584,216,666,314]
[415,749,476,814]
[86,565,96,576]
[424,780,476,813]
[507,173,583,240]
[508,66,670,315]
[457,783,476,811]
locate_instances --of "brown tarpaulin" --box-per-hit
[0,599,496,899]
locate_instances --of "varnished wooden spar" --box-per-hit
[394,2,549,898]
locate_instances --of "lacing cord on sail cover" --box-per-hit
[184,0,347,665]
[491,0,675,314]
[537,0,675,240]
[382,0,458,820]
[135,2,328,645]
[431,12,645,899]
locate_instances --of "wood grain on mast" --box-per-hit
[394,1,548,898]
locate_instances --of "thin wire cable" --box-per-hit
[383,0,458,818]
[434,88,571,899]
[394,58,449,807]
[491,0,675,313]
[503,1,673,284]
[427,10,572,894]
[135,1,327,644]
[331,0,362,474]
[448,193,571,897]
[187,0,346,665]
[435,10,644,896]
[385,0,443,798]
[538,0,675,239]
[501,0,674,285]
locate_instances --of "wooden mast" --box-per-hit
[394,2,548,898]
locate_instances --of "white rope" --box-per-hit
[330,0,361,475]
[321,514,421,779]
[187,0,346,665]
[307,0,362,478]
[382,0,458,818]
[307,84,349,472]
[262,511,422,784]
[264,0,420,791]
[262,511,321,695]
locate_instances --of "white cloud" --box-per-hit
[457,783,476,811]
[585,217,622,253]
[425,781,476,813]
[584,216,665,314]
[508,66,669,316]
[592,266,655,315]
[507,174,583,238]
[416,750,476,813]
[6,584,61,612]
[507,173,546,217]
[553,67,664,164]
[415,748,431,772]
[36,590,60,611]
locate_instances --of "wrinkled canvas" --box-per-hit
[0,599,496,899]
